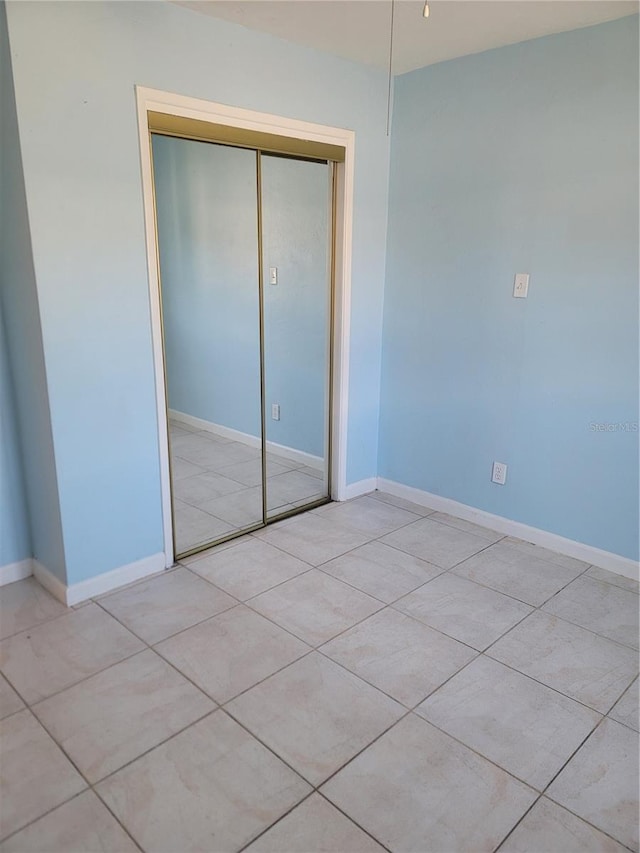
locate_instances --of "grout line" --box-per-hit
[234,789,319,853]
[225,698,414,796]
[0,643,148,710]
[87,706,220,789]
[0,669,36,712]
[215,705,324,790]
[93,595,240,648]
[491,793,545,852]
[404,648,484,710]
[367,491,437,516]
[531,802,637,853]
[29,664,219,793]
[397,709,545,793]
[442,552,640,656]
[243,563,384,607]
[499,716,638,853]
[241,592,386,651]
[388,593,531,654]
[479,575,640,655]
[603,676,639,723]
[157,634,315,708]
[0,707,144,851]
[0,598,87,644]
[313,561,440,607]
[90,566,180,605]
[184,558,319,600]
[312,709,417,793]
[478,651,613,717]
[537,612,640,653]
[314,637,481,713]
[88,601,231,708]
[538,716,605,794]
[314,792,395,853]
[178,534,258,566]
[414,699,602,798]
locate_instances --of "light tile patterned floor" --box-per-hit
[0,491,638,852]
[168,419,328,554]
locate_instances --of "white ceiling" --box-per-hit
[177,0,638,75]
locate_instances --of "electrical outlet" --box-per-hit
[271,403,280,421]
[491,461,507,485]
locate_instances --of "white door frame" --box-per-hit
[135,86,355,567]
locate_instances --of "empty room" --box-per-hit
[0,1,638,851]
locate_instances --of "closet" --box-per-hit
[149,123,337,557]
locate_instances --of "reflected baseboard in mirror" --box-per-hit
[169,417,327,556]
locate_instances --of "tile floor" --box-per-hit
[0,491,638,852]
[168,418,328,554]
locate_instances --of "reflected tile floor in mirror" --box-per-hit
[0,494,637,852]
[168,418,328,555]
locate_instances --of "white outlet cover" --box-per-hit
[492,461,508,485]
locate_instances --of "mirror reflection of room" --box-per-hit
[261,154,331,519]
[152,135,332,557]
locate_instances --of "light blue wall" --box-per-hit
[0,306,30,568]
[5,0,390,583]
[152,136,262,440]
[0,3,65,579]
[380,17,639,560]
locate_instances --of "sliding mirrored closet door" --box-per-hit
[152,136,264,555]
[151,134,333,558]
[261,154,331,518]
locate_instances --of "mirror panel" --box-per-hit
[261,154,331,518]
[152,135,264,555]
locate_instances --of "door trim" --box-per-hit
[135,86,355,567]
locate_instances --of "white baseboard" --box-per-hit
[32,560,68,604]
[377,479,639,582]
[267,438,324,471]
[338,477,378,501]
[33,552,167,606]
[171,409,262,448]
[0,558,34,587]
[169,409,324,470]
[66,552,167,605]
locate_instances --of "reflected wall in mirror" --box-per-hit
[261,155,331,518]
[152,135,264,556]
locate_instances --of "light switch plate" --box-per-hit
[513,273,529,298]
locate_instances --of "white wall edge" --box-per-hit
[136,90,174,568]
[169,409,324,470]
[0,558,34,587]
[33,553,167,606]
[377,478,639,582]
[136,86,354,560]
